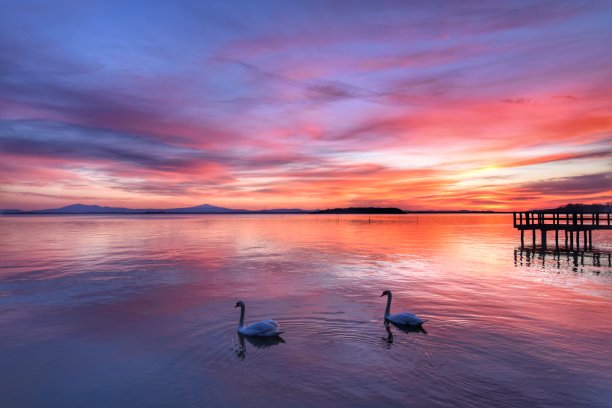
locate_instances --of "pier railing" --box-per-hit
[513,212,611,229]
[512,211,611,251]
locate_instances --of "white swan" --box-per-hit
[381,290,427,326]
[234,301,283,337]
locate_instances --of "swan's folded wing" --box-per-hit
[260,319,280,328]
[390,312,425,325]
[243,320,282,336]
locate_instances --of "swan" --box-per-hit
[234,301,284,337]
[380,290,427,326]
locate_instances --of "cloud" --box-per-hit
[1,0,612,210]
[502,98,534,105]
[501,150,612,168]
[305,81,375,102]
[0,120,207,171]
[517,173,611,196]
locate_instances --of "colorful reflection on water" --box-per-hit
[0,214,610,407]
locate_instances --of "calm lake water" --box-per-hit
[0,214,611,407]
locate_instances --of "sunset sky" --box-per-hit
[1,0,610,211]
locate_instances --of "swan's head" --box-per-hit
[380,290,391,297]
[234,301,245,308]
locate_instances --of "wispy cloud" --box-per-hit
[1,0,611,210]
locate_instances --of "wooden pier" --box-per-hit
[513,211,611,251]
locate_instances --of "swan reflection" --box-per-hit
[382,321,427,348]
[234,333,285,360]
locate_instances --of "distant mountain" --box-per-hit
[165,204,250,213]
[37,204,143,214]
[1,203,309,215]
[313,207,406,214]
[536,203,612,213]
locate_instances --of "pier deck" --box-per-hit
[513,211,611,251]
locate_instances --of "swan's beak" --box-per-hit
[234,303,239,308]
[380,293,385,297]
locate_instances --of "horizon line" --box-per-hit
[2,201,608,214]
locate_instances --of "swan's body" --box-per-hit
[381,290,427,326]
[239,320,282,337]
[235,301,283,337]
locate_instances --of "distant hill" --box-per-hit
[37,204,143,214]
[536,203,612,213]
[313,207,406,214]
[0,203,309,215]
[257,208,308,214]
[165,204,250,214]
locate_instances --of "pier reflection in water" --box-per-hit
[514,248,612,273]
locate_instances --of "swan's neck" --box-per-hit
[384,293,392,317]
[238,304,245,328]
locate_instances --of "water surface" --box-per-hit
[1,214,611,407]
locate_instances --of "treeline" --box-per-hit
[539,203,612,213]
[313,207,406,214]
